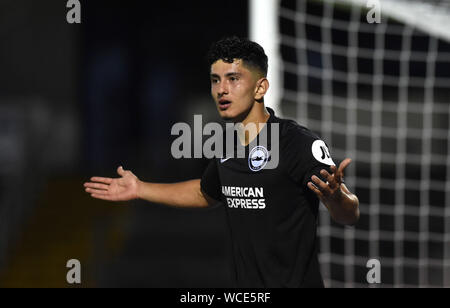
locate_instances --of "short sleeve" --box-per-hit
[282,128,335,188]
[200,159,222,201]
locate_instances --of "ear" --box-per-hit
[254,78,269,102]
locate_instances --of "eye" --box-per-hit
[230,76,238,82]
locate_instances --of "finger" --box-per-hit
[338,158,352,174]
[330,165,337,174]
[90,177,113,184]
[319,169,335,185]
[336,158,352,183]
[85,188,110,195]
[311,175,330,194]
[84,182,109,190]
[307,182,323,199]
[320,169,338,189]
[117,166,126,177]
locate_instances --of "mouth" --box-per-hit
[218,99,232,111]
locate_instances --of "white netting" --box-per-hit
[275,0,450,287]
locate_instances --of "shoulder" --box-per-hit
[276,117,322,149]
[275,116,335,165]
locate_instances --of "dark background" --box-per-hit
[2,0,448,288]
[0,0,248,287]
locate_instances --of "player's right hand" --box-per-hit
[84,166,141,201]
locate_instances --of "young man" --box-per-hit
[84,37,359,288]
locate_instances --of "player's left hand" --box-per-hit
[307,158,352,203]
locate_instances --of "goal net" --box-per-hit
[251,0,450,287]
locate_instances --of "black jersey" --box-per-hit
[200,108,335,288]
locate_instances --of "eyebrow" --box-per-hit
[210,72,242,79]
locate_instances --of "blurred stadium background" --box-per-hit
[0,0,448,287]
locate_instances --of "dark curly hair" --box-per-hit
[207,36,268,77]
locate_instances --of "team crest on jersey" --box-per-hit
[248,146,269,172]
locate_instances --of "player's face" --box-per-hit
[210,59,260,121]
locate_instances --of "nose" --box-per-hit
[217,80,228,97]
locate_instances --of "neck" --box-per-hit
[234,102,270,146]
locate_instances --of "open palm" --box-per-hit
[84,166,140,201]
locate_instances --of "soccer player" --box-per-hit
[84,37,359,288]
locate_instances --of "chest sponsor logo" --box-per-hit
[222,186,266,210]
[248,146,269,172]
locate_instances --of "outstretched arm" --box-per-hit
[307,158,360,226]
[84,166,217,208]
[137,180,217,208]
